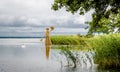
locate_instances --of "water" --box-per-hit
[0,38,119,72]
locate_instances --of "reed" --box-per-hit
[60,46,77,68]
[51,35,90,50]
[51,34,120,69]
[88,34,120,69]
[51,35,78,45]
[51,35,88,46]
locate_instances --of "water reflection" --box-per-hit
[45,45,51,59]
[0,38,119,72]
[51,45,95,68]
[51,45,120,72]
[0,42,60,72]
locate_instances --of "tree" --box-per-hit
[96,11,120,34]
[51,0,120,34]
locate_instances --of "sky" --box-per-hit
[0,0,93,37]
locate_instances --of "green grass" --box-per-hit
[51,35,89,50]
[51,35,79,45]
[51,35,88,45]
[51,34,120,69]
[88,34,120,69]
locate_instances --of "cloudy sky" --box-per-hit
[0,0,92,37]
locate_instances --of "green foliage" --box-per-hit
[52,0,120,34]
[91,11,120,34]
[88,34,120,69]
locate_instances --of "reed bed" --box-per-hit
[51,34,120,69]
[88,34,120,69]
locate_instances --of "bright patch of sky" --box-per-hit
[0,0,92,37]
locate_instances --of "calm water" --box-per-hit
[0,38,119,72]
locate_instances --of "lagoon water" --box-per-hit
[0,38,119,72]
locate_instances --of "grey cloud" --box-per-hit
[0,15,88,28]
[0,0,92,36]
[46,18,88,28]
[0,16,40,27]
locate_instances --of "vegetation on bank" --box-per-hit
[51,34,120,69]
[51,35,79,45]
[88,34,120,69]
[51,34,93,45]
[51,0,120,69]
[51,35,90,50]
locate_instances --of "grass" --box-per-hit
[51,35,79,45]
[51,35,89,50]
[88,34,120,69]
[51,34,120,69]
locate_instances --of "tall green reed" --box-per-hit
[51,35,79,45]
[88,34,120,69]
